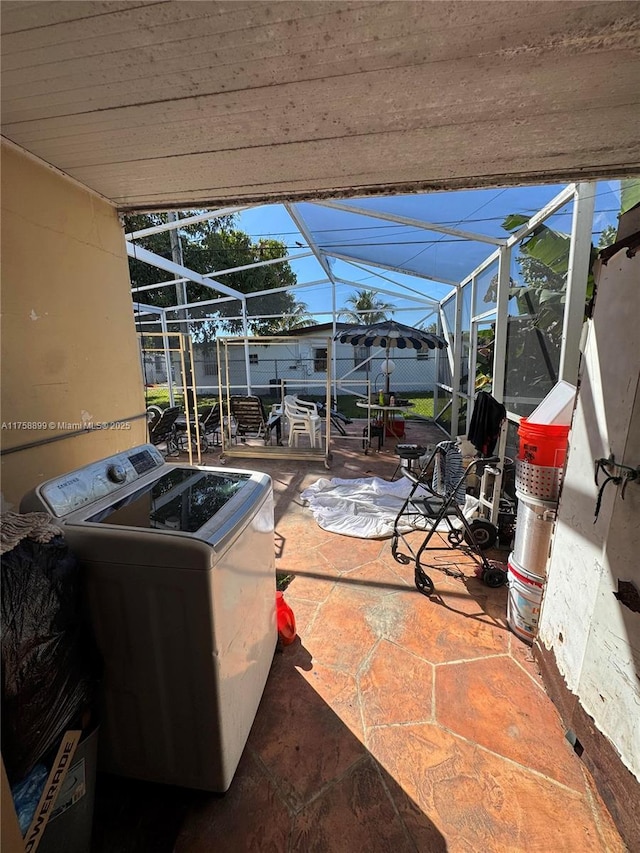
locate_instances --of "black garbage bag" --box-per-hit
[1,533,101,784]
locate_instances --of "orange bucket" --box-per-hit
[518,418,569,468]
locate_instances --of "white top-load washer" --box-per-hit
[21,444,277,792]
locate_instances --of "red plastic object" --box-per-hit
[517,418,569,468]
[385,417,405,438]
[276,592,297,645]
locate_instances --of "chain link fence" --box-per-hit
[141,338,440,420]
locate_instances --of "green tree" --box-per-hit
[267,300,314,332]
[598,224,617,249]
[125,212,311,340]
[337,289,395,323]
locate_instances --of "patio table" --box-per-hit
[356,401,414,447]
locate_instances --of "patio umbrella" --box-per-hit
[334,320,448,393]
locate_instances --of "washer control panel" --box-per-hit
[34,444,165,517]
[107,463,127,484]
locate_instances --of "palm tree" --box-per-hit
[337,289,395,324]
[273,300,314,331]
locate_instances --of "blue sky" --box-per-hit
[234,181,623,328]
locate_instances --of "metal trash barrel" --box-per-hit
[512,491,557,577]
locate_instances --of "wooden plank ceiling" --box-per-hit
[2,0,640,210]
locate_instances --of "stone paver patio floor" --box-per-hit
[93,422,625,852]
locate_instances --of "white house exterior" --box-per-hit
[189,324,437,399]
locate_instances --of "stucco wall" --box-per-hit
[0,143,146,508]
[537,247,640,780]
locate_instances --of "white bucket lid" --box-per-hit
[515,489,558,511]
[527,380,576,426]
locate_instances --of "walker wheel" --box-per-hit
[483,565,507,588]
[414,567,434,597]
[448,529,464,546]
[464,519,498,551]
[392,536,411,565]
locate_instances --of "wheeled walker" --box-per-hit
[391,442,507,596]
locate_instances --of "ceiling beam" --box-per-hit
[506,183,577,246]
[285,203,338,286]
[132,301,165,315]
[126,242,244,301]
[335,258,440,303]
[162,277,330,314]
[326,250,459,288]
[131,250,314,293]
[334,277,436,306]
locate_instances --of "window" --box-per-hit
[353,346,371,371]
[203,361,217,376]
[416,350,430,361]
[314,347,327,372]
[249,354,259,365]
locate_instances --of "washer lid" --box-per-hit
[86,468,252,533]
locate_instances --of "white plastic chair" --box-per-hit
[284,395,321,448]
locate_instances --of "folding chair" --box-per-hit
[148,406,181,456]
[200,403,221,446]
[391,442,505,596]
[175,403,221,452]
[230,396,281,444]
[316,401,352,437]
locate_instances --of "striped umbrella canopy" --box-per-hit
[334,320,447,351]
[334,321,447,392]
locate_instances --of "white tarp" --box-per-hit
[301,476,479,539]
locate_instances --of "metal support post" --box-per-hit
[186,335,202,465]
[559,182,596,383]
[450,289,463,438]
[331,281,338,408]
[325,337,333,460]
[433,312,441,422]
[160,311,175,407]
[241,300,252,395]
[492,245,512,405]
[168,212,187,326]
[466,274,478,432]
[176,334,192,465]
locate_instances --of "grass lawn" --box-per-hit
[144,388,217,411]
[329,393,434,420]
[144,387,435,420]
[403,394,435,420]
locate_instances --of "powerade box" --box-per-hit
[39,727,99,853]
